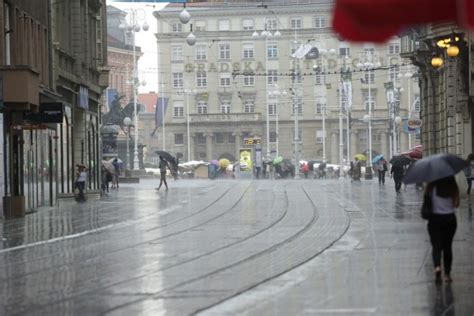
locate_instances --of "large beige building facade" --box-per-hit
[401,24,474,158]
[150,2,419,164]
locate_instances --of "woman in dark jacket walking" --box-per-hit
[425,176,459,283]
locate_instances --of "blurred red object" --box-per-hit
[402,145,423,160]
[301,163,309,173]
[332,0,474,42]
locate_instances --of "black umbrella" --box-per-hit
[307,160,317,171]
[155,150,178,171]
[404,153,469,184]
[390,155,411,167]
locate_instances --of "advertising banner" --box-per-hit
[402,118,422,134]
[239,149,252,171]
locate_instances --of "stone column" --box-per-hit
[380,131,388,159]
[350,131,358,160]
[205,133,213,160]
[188,133,195,162]
[330,132,338,164]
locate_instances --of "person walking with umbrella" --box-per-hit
[424,176,459,283]
[404,153,469,284]
[390,164,404,193]
[377,160,388,185]
[155,156,169,191]
[390,155,411,193]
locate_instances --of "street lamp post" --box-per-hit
[119,9,149,171]
[252,27,280,158]
[123,117,132,170]
[268,86,287,158]
[397,70,413,148]
[357,52,381,168]
[183,89,196,162]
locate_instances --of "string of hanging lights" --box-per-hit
[230,62,412,78]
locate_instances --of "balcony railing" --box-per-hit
[189,112,261,123]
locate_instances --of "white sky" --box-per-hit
[106,1,168,93]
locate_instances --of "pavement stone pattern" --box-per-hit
[0,179,472,315]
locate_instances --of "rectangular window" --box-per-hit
[267,70,278,85]
[171,45,183,61]
[315,67,326,85]
[221,101,231,113]
[270,131,277,143]
[292,98,303,115]
[175,133,184,144]
[4,2,11,65]
[265,18,277,30]
[364,95,375,111]
[316,130,326,144]
[290,17,302,29]
[389,65,400,81]
[293,129,303,142]
[244,100,255,113]
[195,20,206,31]
[363,69,375,84]
[243,43,254,59]
[242,18,254,30]
[364,47,375,55]
[413,94,421,112]
[173,101,184,117]
[219,19,230,31]
[315,102,326,115]
[268,103,277,116]
[243,74,255,86]
[197,133,206,144]
[172,22,182,33]
[219,43,231,59]
[267,43,278,58]
[313,16,326,28]
[197,101,208,114]
[196,71,207,87]
[172,72,184,89]
[339,47,350,57]
[388,42,400,54]
[215,133,224,144]
[228,133,236,143]
[195,44,207,60]
[220,73,231,87]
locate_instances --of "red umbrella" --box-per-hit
[402,145,423,160]
[332,0,474,42]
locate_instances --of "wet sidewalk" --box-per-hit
[0,179,472,315]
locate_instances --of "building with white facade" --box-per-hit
[150,2,420,164]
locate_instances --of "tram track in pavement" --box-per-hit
[3,180,351,316]
[0,182,243,278]
[7,181,291,315]
[95,181,348,316]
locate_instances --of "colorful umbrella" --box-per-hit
[372,154,385,164]
[354,154,367,161]
[273,156,283,165]
[402,145,423,160]
[210,159,219,166]
[219,158,230,169]
[332,0,474,43]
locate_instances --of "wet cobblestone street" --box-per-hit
[0,179,472,315]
